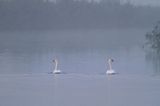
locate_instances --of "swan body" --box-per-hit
[53,69,61,74]
[53,59,62,74]
[106,58,116,75]
[106,69,116,75]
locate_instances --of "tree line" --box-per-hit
[0,0,160,30]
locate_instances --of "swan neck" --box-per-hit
[54,60,58,70]
[108,61,112,70]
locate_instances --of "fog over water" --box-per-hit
[0,0,160,76]
[1,1,160,106]
[0,29,155,75]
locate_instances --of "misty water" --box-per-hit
[0,28,156,76]
[1,29,160,106]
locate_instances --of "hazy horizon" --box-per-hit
[124,0,160,6]
[92,0,160,6]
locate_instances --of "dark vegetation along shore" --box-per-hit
[0,0,160,30]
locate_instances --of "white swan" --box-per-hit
[52,59,61,74]
[106,58,116,75]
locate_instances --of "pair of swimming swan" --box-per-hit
[52,58,116,75]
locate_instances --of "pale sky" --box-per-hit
[121,0,160,6]
[52,0,160,6]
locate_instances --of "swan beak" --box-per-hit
[52,60,56,63]
[111,59,114,62]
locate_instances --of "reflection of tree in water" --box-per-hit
[145,21,160,75]
[145,51,160,75]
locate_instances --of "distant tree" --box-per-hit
[146,21,160,52]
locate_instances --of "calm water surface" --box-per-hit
[0,29,157,75]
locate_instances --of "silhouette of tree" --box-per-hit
[146,21,160,52]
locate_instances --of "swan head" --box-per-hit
[52,59,58,63]
[108,58,114,63]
